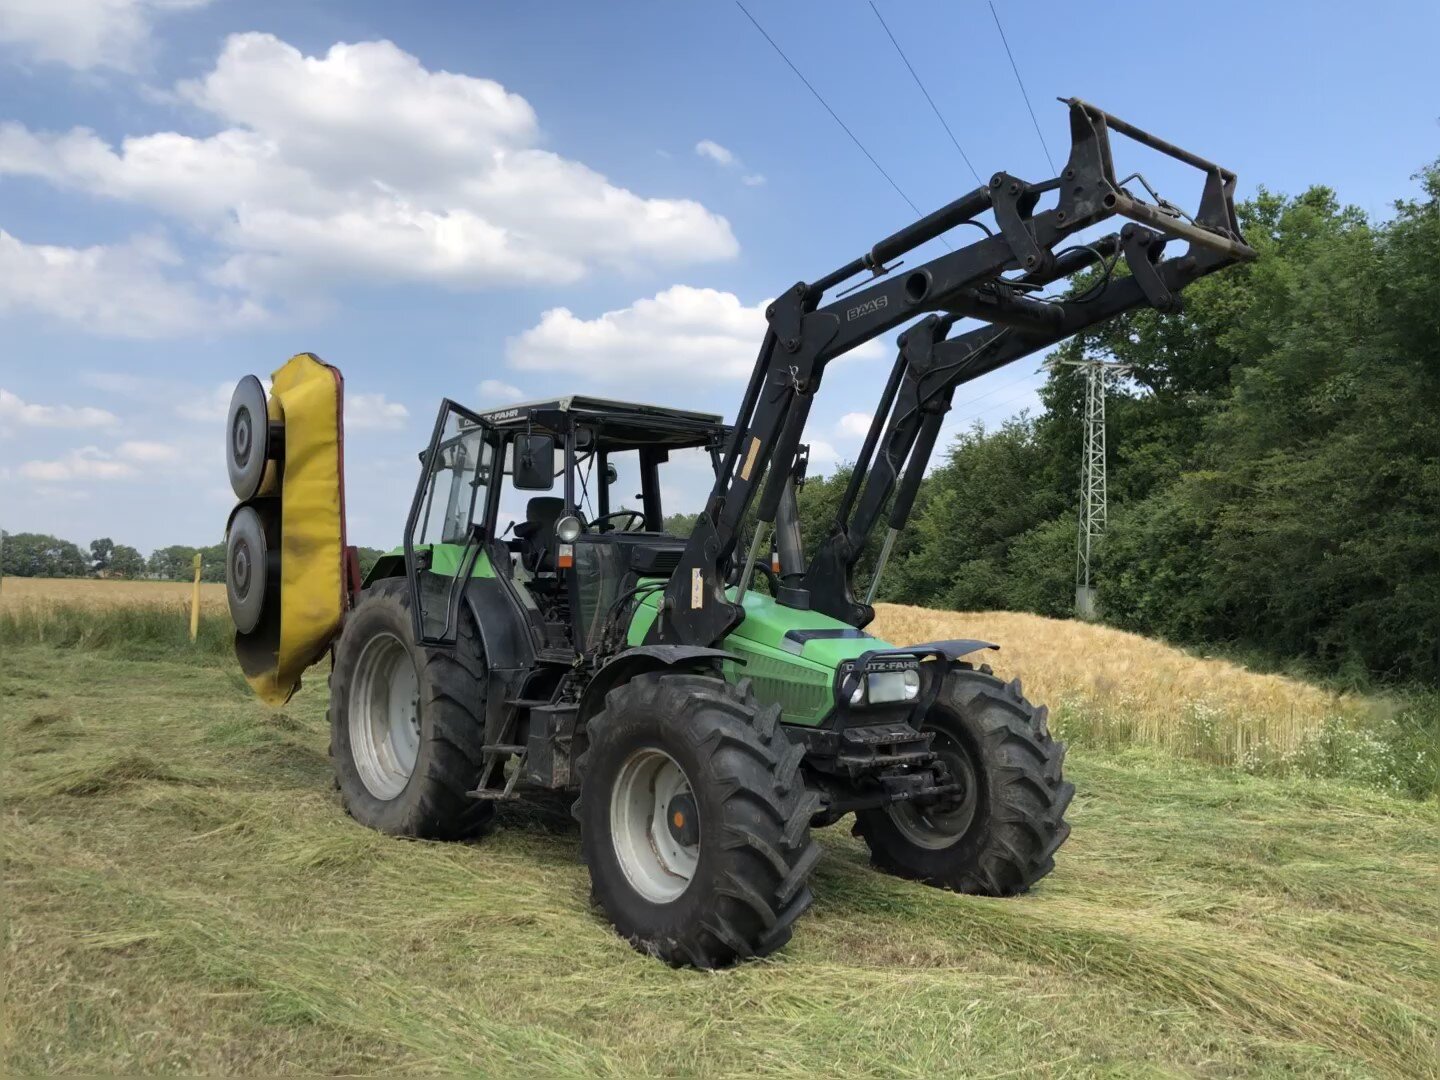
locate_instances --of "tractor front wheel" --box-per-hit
[576,672,820,967]
[854,664,1073,895]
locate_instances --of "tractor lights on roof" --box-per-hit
[556,515,583,544]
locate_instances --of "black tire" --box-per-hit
[328,578,495,840]
[576,672,820,968]
[854,664,1073,895]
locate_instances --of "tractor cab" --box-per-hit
[398,395,729,662]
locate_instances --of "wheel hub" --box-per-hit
[609,747,699,904]
[233,407,252,464]
[231,542,251,595]
[887,726,980,849]
[666,792,699,847]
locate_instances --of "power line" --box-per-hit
[734,1,925,219]
[947,379,1046,430]
[987,1,1056,174]
[867,2,983,186]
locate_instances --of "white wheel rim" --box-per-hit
[609,747,699,903]
[348,631,421,800]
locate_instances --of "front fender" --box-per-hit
[579,645,745,725]
[906,638,999,661]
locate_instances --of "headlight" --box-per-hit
[555,514,583,543]
[863,667,921,705]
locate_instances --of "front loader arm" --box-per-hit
[803,234,1243,627]
[653,98,1255,647]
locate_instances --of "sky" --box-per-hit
[1,0,1435,553]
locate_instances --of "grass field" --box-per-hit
[3,586,1438,1075]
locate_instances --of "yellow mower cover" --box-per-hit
[234,353,349,704]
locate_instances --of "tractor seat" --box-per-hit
[514,496,566,573]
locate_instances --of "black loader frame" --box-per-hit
[656,98,1256,647]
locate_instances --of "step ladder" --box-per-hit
[465,696,549,801]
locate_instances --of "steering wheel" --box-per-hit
[589,509,647,534]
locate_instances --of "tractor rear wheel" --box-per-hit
[328,578,495,840]
[854,664,1073,895]
[576,672,820,967]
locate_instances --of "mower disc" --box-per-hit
[227,375,274,501]
[226,503,275,634]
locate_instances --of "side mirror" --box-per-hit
[512,433,556,491]
[605,462,619,485]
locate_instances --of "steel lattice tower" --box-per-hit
[1055,359,1128,618]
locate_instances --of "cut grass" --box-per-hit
[3,644,1437,1076]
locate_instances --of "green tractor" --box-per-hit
[226,99,1255,966]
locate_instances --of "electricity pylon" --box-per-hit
[1052,358,1129,619]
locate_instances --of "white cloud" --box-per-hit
[18,446,137,481]
[508,286,766,384]
[0,33,738,302]
[0,228,261,337]
[695,139,735,167]
[507,285,884,387]
[694,137,765,187]
[175,381,234,423]
[807,439,840,468]
[346,392,408,431]
[478,378,524,403]
[0,0,211,71]
[0,387,119,431]
[116,439,178,463]
[837,412,873,438]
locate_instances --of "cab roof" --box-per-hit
[475,394,729,450]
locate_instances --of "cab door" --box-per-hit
[404,400,496,646]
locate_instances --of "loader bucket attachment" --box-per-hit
[1060,97,1254,263]
[223,352,352,705]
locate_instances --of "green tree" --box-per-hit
[355,546,386,579]
[89,537,114,574]
[147,545,198,580]
[109,545,146,578]
[0,533,88,577]
[199,543,226,583]
[662,512,698,537]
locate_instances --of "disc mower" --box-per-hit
[224,99,1256,966]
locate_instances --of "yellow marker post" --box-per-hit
[190,552,202,642]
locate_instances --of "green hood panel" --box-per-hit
[626,588,896,727]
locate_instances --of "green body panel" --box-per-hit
[382,539,893,727]
[374,543,495,579]
[627,589,897,727]
[423,543,495,579]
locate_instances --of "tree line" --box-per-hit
[0,532,387,583]
[797,161,1440,685]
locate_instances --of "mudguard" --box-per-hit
[232,353,348,704]
[578,645,744,724]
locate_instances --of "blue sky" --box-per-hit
[1,0,1435,552]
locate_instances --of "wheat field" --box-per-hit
[872,604,1373,769]
[0,576,228,612]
